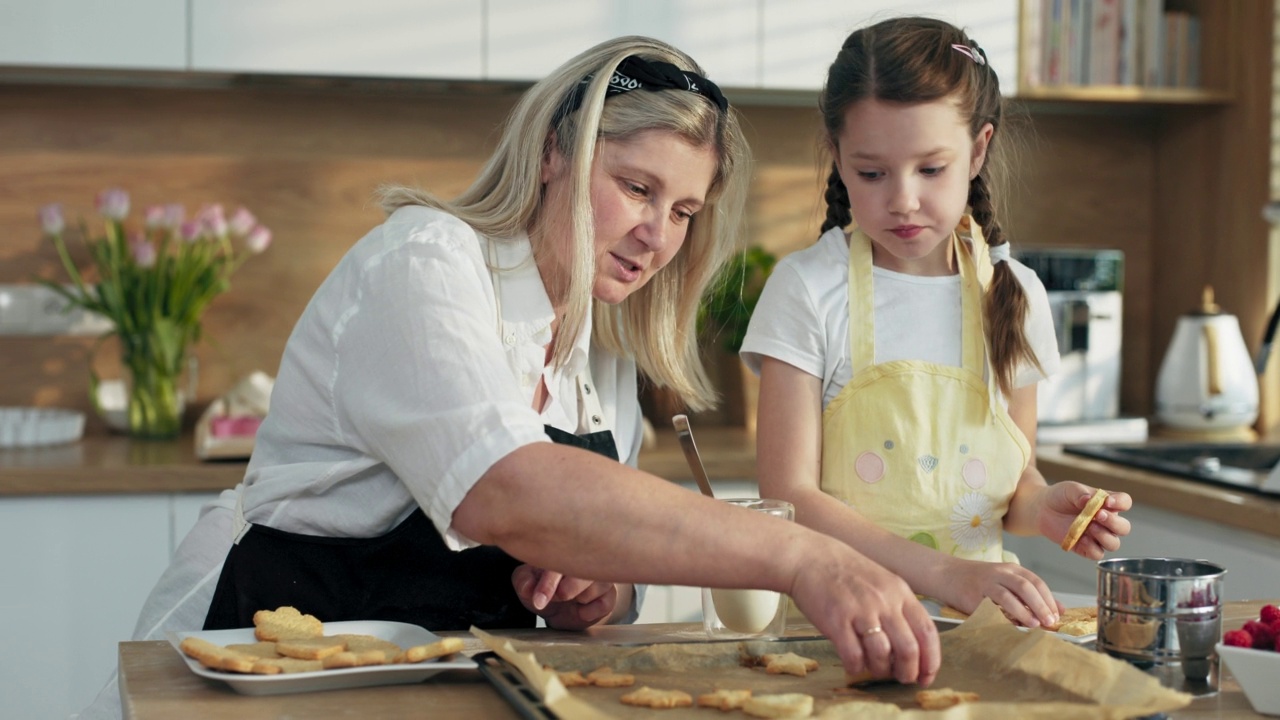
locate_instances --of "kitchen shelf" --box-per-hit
[1015,84,1233,106]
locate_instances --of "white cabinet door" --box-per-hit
[191,0,483,78]
[0,495,171,720]
[760,0,1017,95]
[487,0,759,87]
[0,0,186,70]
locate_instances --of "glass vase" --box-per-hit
[117,331,192,441]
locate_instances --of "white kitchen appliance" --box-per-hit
[1155,286,1259,440]
[1017,250,1143,442]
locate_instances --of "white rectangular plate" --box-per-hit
[166,620,476,696]
[923,591,1098,645]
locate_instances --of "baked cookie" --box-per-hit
[332,634,404,658]
[696,688,752,711]
[224,641,281,659]
[396,636,465,663]
[555,669,591,687]
[252,606,324,641]
[179,636,258,674]
[916,688,980,709]
[249,656,325,674]
[761,652,820,677]
[1060,489,1109,551]
[620,686,694,709]
[587,666,636,687]
[743,692,815,718]
[818,701,902,719]
[321,649,390,669]
[276,636,348,660]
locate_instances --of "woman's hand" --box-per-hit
[788,546,941,686]
[1037,481,1132,559]
[511,564,625,630]
[937,559,1062,628]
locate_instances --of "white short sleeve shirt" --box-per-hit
[741,227,1060,409]
[241,205,643,550]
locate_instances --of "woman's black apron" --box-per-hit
[203,425,618,631]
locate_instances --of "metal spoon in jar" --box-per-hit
[672,414,715,499]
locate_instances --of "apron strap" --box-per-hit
[846,219,990,381]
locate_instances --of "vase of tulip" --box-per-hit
[39,189,271,440]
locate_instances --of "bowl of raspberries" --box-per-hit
[1217,603,1280,716]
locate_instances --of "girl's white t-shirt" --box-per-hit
[741,227,1061,409]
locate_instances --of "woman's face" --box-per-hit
[542,129,718,305]
[832,97,991,275]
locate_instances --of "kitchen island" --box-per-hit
[118,601,1276,719]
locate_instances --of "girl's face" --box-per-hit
[833,97,992,275]
[541,129,717,306]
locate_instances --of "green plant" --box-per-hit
[700,245,776,354]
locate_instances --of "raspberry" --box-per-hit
[1243,620,1276,649]
[1223,629,1254,648]
[1276,633,1280,653]
[1262,604,1280,624]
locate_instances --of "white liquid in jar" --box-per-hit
[711,588,780,634]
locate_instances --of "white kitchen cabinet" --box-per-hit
[0,495,171,720]
[760,0,1018,95]
[190,0,483,79]
[0,0,186,70]
[486,0,760,88]
[1004,502,1280,601]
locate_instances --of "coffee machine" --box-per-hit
[1017,249,1147,443]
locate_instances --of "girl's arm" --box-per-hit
[1002,384,1133,559]
[755,357,1059,628]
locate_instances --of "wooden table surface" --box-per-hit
[120,603,1276,719]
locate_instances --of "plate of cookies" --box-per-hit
[926,592,1099,645]
[166,606,476,695]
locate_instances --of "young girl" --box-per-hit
[743,17,1133,628]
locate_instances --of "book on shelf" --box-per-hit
[1021,0,1200,92]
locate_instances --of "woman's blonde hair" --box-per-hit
[380,36,750,411]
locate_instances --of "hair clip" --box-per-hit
[951,43,985,66]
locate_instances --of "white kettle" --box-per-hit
[1155,286,1259,433]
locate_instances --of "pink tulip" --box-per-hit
[228,207,257,237]
[39,204,65,235]
[245,225,273,254]
[162,204,185,229]
[180,220,201,243]
[130,236,157,268]
[144,205,166,230]
[95,188,130,221]
[197,204,227,237]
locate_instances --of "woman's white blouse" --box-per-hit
[241,205,643,551]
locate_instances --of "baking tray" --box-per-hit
[475,651,557,720]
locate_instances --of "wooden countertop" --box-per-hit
[120,602,1277,719]
[0,426,759,496]
[6,427,1280,545]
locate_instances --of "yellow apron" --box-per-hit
[820,217,1030,562]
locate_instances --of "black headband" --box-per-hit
[553,55,728,126]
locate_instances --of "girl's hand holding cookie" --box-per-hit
[1036,482,1132,560]
[512,564,621,630]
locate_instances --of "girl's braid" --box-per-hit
[820,164,853,234]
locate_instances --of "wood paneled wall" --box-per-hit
[0,80,1245,431]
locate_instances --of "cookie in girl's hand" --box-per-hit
[1060,489,1109,551]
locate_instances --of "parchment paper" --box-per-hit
[473,600,1192,719]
